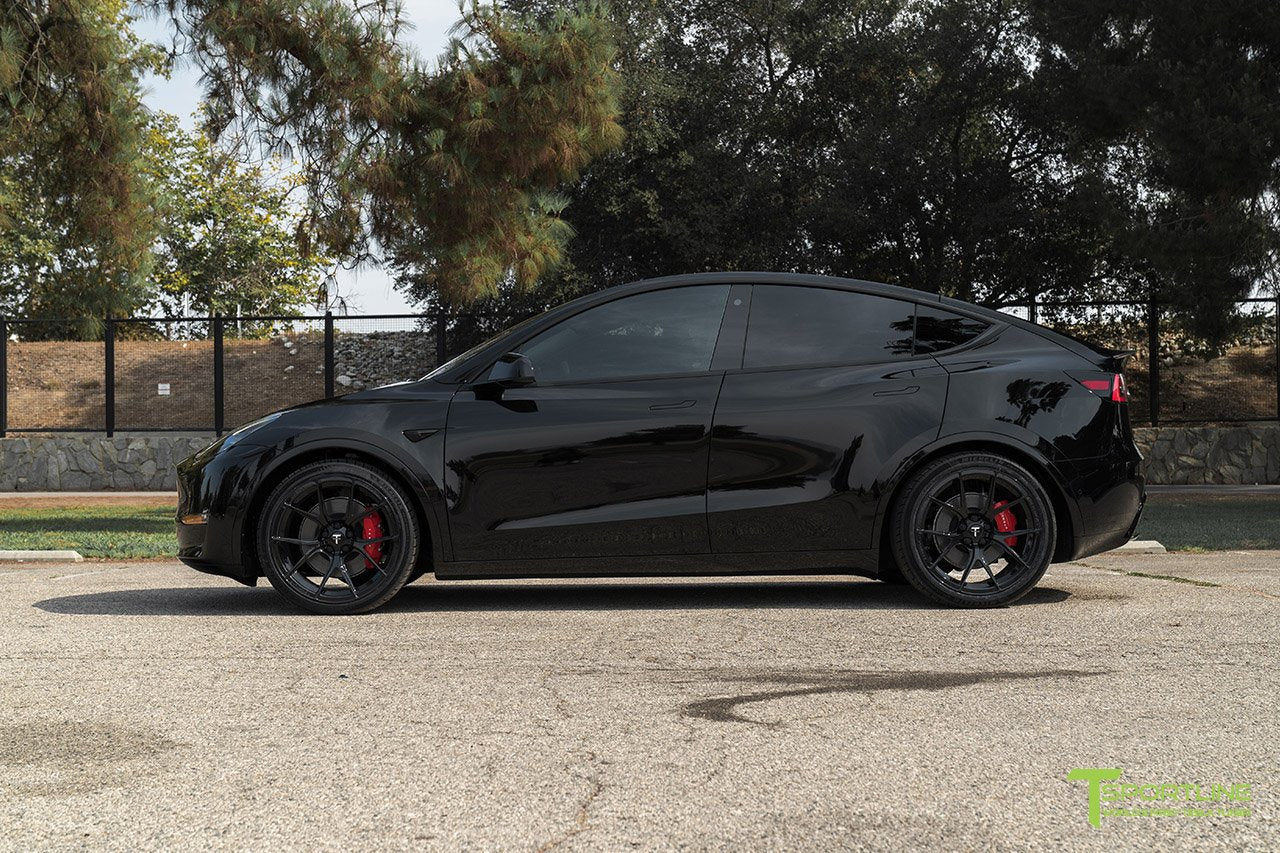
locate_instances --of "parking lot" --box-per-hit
[1,551,1276,850]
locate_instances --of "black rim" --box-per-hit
[266,476,401,604]
[913,466,1044,594]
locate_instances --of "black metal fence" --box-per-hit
[0,297,1276,436]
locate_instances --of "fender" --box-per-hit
[867,429,1083,553]
[248,428,451,569]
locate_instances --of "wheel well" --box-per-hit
[878,440,1076,567]
[242,447,434,575]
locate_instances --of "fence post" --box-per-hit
[323,311,335,399]
[435,313,448,367]
[213,316,225,436]
[1028,292,1038,326]
[104,317,116,437]
[1147,299,1160,427]
[1275,293,1280,422]
[0,317,7,438]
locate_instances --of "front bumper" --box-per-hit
[175,438,274,584]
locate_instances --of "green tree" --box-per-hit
[0,0,162,332]
[516,0,1280,342]
[149,0,623,305]
[143,114,330,323]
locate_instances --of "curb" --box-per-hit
[0,550,84,563]
[1113,540,1167,555]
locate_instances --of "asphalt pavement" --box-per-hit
[0,552,1276,850]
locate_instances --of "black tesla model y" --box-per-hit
[177,273,1145,613]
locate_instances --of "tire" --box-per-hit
[257,460,421,614]
[890,452,1056,608]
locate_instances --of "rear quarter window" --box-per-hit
[913,306,990,354]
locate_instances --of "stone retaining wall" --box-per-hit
[0,427,1276,490]
[0,435,212,491]
[1133,425,1280,485]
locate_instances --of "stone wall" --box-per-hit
[0,434,212,491]
[1134,425,1280,485]
[0,427,1277,490]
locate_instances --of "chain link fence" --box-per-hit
[0,297,1276,435]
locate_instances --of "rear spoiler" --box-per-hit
[1095,348,1136,373]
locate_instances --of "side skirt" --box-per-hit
[434,549,880,580]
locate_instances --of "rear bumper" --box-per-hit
[1062,452,1146,561]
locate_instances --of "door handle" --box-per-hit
[873,385,920,397]
[649,399,697,411]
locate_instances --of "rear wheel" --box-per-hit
[257,460,420,614]
[890,452,1056,607]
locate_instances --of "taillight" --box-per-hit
[1078,374,1128,403]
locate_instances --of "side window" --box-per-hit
[743,286,916,369]
[509,285,731,383]
[913,306,989,354]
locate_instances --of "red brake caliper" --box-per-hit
[362,511,385,569]
[992,500,1018,546]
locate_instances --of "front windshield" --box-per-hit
[422,312,546,381]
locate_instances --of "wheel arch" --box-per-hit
[241,439,444,577]
[874,434,1079,568]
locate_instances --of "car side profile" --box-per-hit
[176,272,1145,614]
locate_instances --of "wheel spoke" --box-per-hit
[958,550,976,585]
[999,528,1041,538]
[927,496,963,516]
[341,481,358,523]
[978,551,999,586]
[283,545,321,578]
[955,473,967,508]
[983,466,1001,514]
[272,535,320,546]
[338,564,360,599]
[348,504,382,525]
[994,539,1028,568]
[997,495,1029,516]
[358,546,388,576]
[314,481,329,522]
[355,535,398,546]
[316,554,341,595]
[283,502,324,525]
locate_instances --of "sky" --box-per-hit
[131,1,462,315]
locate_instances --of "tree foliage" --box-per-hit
[517,0,1280,340]
[150,0,624,305]
[0,0,162,331]
[144,114,330,321]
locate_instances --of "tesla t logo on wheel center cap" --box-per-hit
[970,523,984,539]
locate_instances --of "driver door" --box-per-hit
[443,285,736,563]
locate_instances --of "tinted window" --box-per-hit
[509,285,731,383]
[743,286,916,368]
[913,306,989,354]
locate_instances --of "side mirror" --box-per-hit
[486,352,536,388]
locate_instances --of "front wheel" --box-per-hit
[890,452,1056,607]
[257,460,421,614]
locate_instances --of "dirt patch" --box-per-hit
[0,495,175,510]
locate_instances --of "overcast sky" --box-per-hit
[131,2,462,314]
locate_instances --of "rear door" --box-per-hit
[707,285,949,553]
[444,285,735,562]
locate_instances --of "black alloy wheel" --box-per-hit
[257,460,420,614]
[891,452,1056,607]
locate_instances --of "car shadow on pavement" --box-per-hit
[33,580,1071,617]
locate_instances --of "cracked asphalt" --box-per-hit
[0,552,1276,850]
